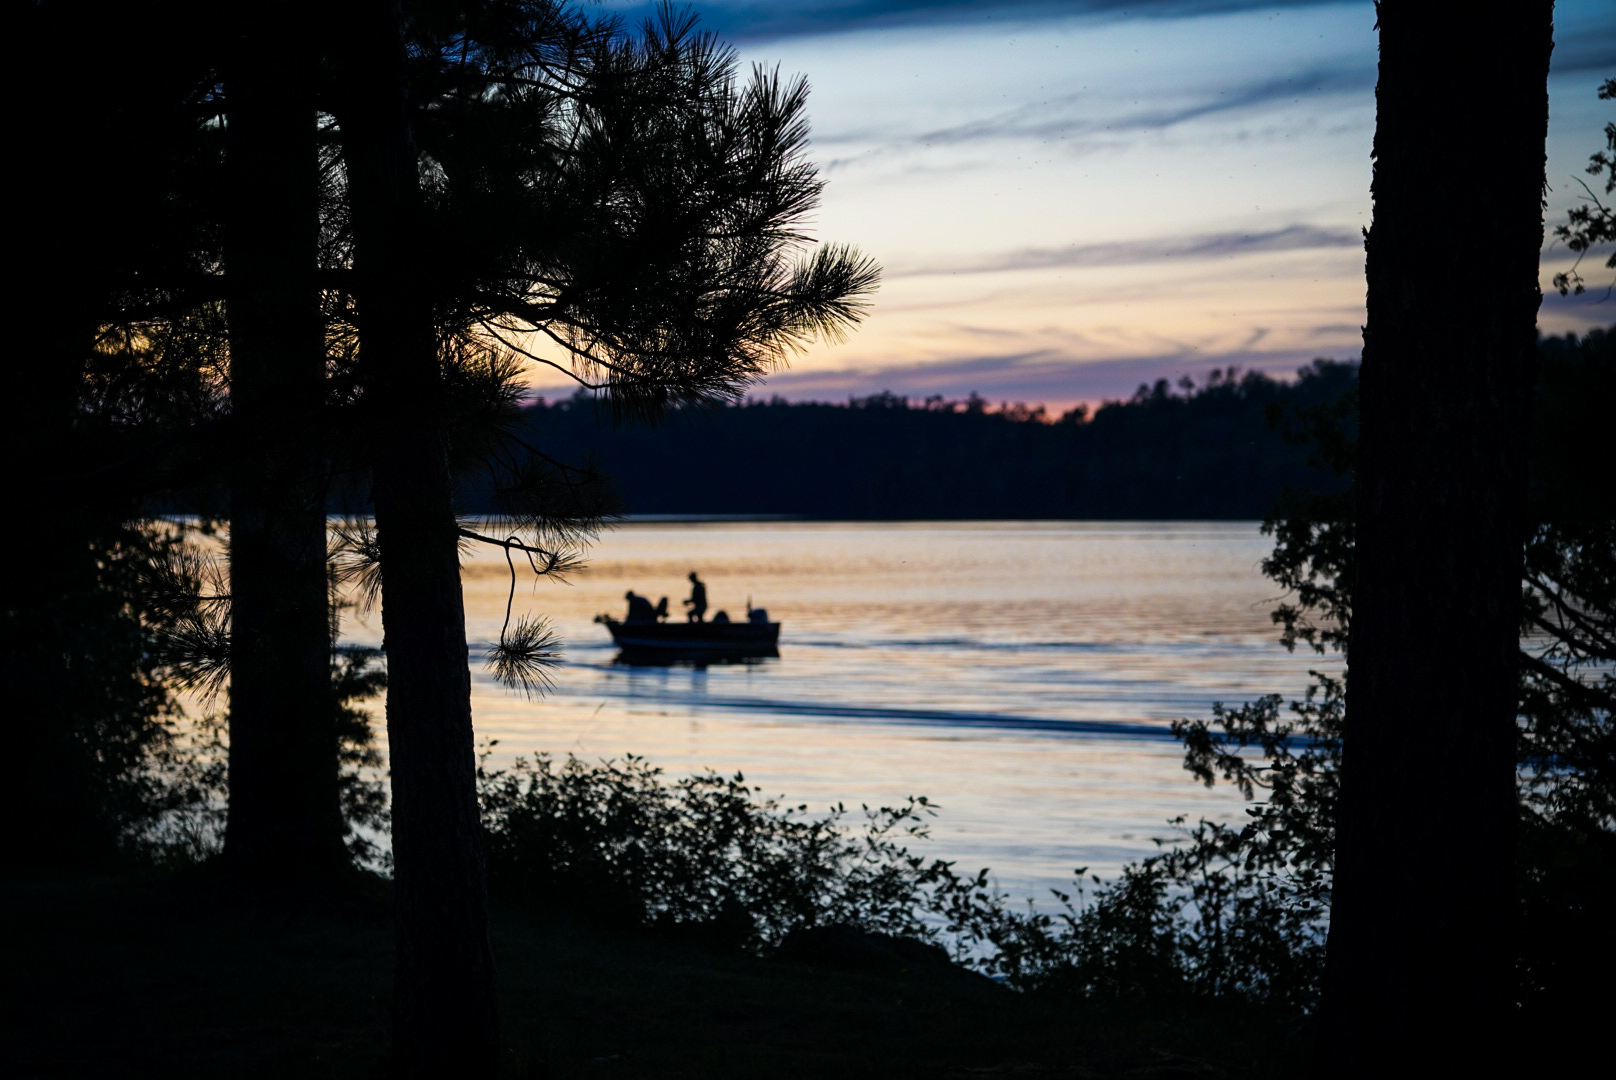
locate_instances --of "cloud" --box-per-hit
[1551,14,1616,74]
[607,1,1349,42]
[888,223,1360,277]
[748,339,1358,408]
[1540,285,1616,336]
[521,321,1369,408]
[863,64,1374,153]
[804,60,1378,179]
[611,0,1615,49]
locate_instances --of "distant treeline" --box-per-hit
[494,361,1359,519]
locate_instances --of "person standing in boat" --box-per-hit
[683,571,708,622]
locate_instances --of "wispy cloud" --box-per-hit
[1552,17,1616,74]
[1540,284,1616,335]
[609,1,1347,42]
[889,223,1359,277]
[751,339,1358,407]
[861,64,1373,152]
[560,0,1611,410]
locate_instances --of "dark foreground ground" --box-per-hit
[5,873,1305,1078]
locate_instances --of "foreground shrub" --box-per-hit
[478,751,985,949]
[475,748,1327,1010]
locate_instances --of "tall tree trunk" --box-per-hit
[336,3,500,1073]
[222,13,348,881]
[9,266,108,866]
[1320,2,1553,1071]
[11,0,176,866]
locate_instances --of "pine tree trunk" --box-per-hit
[11,2,184,866]
[336,3,500,1073]
[1319,3,1553,1071]
[9,287,106,866]
[222,14,348,881]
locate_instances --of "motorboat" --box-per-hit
[596,609,780,663]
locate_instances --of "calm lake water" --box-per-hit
[343,520,1331,901]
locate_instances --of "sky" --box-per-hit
[527,1,1616,411]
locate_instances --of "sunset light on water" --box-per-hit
[19,0,1613,1072]
[333,521,1333,893]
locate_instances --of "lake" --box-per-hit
[343,520,1331,902]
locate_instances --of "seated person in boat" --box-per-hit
[683,572,708,622]
[623,590,657,622]
[711,610,730,624]
[653,596,669,621]
[747,606,769,624]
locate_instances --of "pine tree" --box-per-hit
[326,4,879,1069]
[221,3,349,881]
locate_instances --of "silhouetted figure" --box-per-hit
[623,590,656,622]
[748,606,769,624]
[683,572,707,622]
[712,610,730,624]
[652,596,669,621]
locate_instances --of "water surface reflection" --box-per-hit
[343,521,1332,898]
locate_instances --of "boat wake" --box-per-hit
[550,685,1179,740]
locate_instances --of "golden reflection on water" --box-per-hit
[336,521,1333,898]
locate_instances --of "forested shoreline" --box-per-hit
[487,359,1358,520]
[488,330,1606,521]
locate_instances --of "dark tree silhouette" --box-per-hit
[1552,78,1616,297]
[18,3,870,1061]
[492,362,1355,520]
[9,1,226,866]
[1319,3,1554,1071]
[334,3,502,1072]
[328,3,878,1071]
[221,6,349,881]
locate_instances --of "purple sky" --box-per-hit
[525,1,1616,409]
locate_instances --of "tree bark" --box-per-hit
[10,0,203,866]
[222,7,349,881]
[1320,2,1553,1072]
[335,3,500,1073]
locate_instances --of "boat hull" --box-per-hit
[602,619,780,662]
